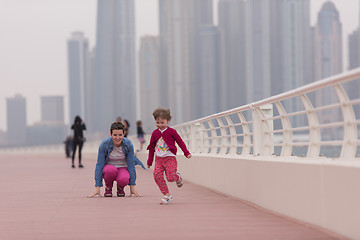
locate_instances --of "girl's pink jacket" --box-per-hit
[146,127,190,166]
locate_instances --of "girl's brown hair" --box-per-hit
[152,107,172,121]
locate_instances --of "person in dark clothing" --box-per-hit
[123,119,130,138]
[71,116,86,168]
[136,120,145,150]
[64,135,73,158]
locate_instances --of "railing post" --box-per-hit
[252,104,274,155]
[190,122,202,153]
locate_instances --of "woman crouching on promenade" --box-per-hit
[88,121,145,198]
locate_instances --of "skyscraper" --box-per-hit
[245,0,271,103]
[190,0,214,120]
[348,29,360,118]
[347,0,360,118]
[84,48,96,134]
[313,1,343,125]
[277,0,311,128]
[6,94,26,145]
[349,29,360,70]
[138,36,160,132]
[218,0,247,110]
[158,0,213,124]
[67,32,89,124]
[348,0,360,71]
[41,96,64,124]
[269,0,285,96]
[26,96,67,146]
[94,0,136,134]
[276,0,311,92]
[198,25,220,118]
[313,1,342,81]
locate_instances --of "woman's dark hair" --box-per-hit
[110,121,125,134]
[74,116,81,124]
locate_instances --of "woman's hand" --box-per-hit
[147,165,151,168]
[87,187,101,198]
[129,185,142,197]
[186,153,192,159]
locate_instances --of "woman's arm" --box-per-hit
[135,157,146,169]
[88,140,107,198]
[94,141,106,187]
[125,140,137,186]
[87,186,101,198]
[124,140,142,197]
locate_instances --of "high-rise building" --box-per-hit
[25,96,66,146]
[218,0,311,125]
[0,130,6,146]
[190,0,214,120]
[276,0,311,128]
[349,29,360,70]
[158,0,213,124]
[6,94,26,145]
[245,0,271,103]
[347,0,360,118]
[94,0,136,134]
[313,1,342,81]
[67,32,89,125]
[278,0,311,92]
[218,0,247,110]
[347,29,360,118]
[85,48,96,135]
[313,1,343,126]
[349,0,360,71]
[41,96,64,124]
[198,25,220,118]
[269,0,285,96]
[138,36,160,132]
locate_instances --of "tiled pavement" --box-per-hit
[0,152,347,240]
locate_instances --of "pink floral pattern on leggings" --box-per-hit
[153,156,179,195]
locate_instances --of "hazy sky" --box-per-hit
[0,0,358,131]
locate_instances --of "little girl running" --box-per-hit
[147,107,192,204]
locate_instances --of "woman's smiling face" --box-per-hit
[111,129,124,147]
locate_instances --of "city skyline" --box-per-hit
[0,0,358,132]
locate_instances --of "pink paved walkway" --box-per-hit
[0,152,347,240]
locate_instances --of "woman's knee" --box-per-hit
[116,177,129,187]
[116,168,130,186]
[103,165,118,177]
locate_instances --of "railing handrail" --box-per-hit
[176,68,360,128]
[174,67,360,159]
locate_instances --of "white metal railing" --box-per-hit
[174,67,360,159]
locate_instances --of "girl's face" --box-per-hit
[111,129,124,147]
[155,117,169,130]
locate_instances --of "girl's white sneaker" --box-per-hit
[160,195,173,204]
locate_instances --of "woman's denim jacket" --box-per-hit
[94,137,145,187]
